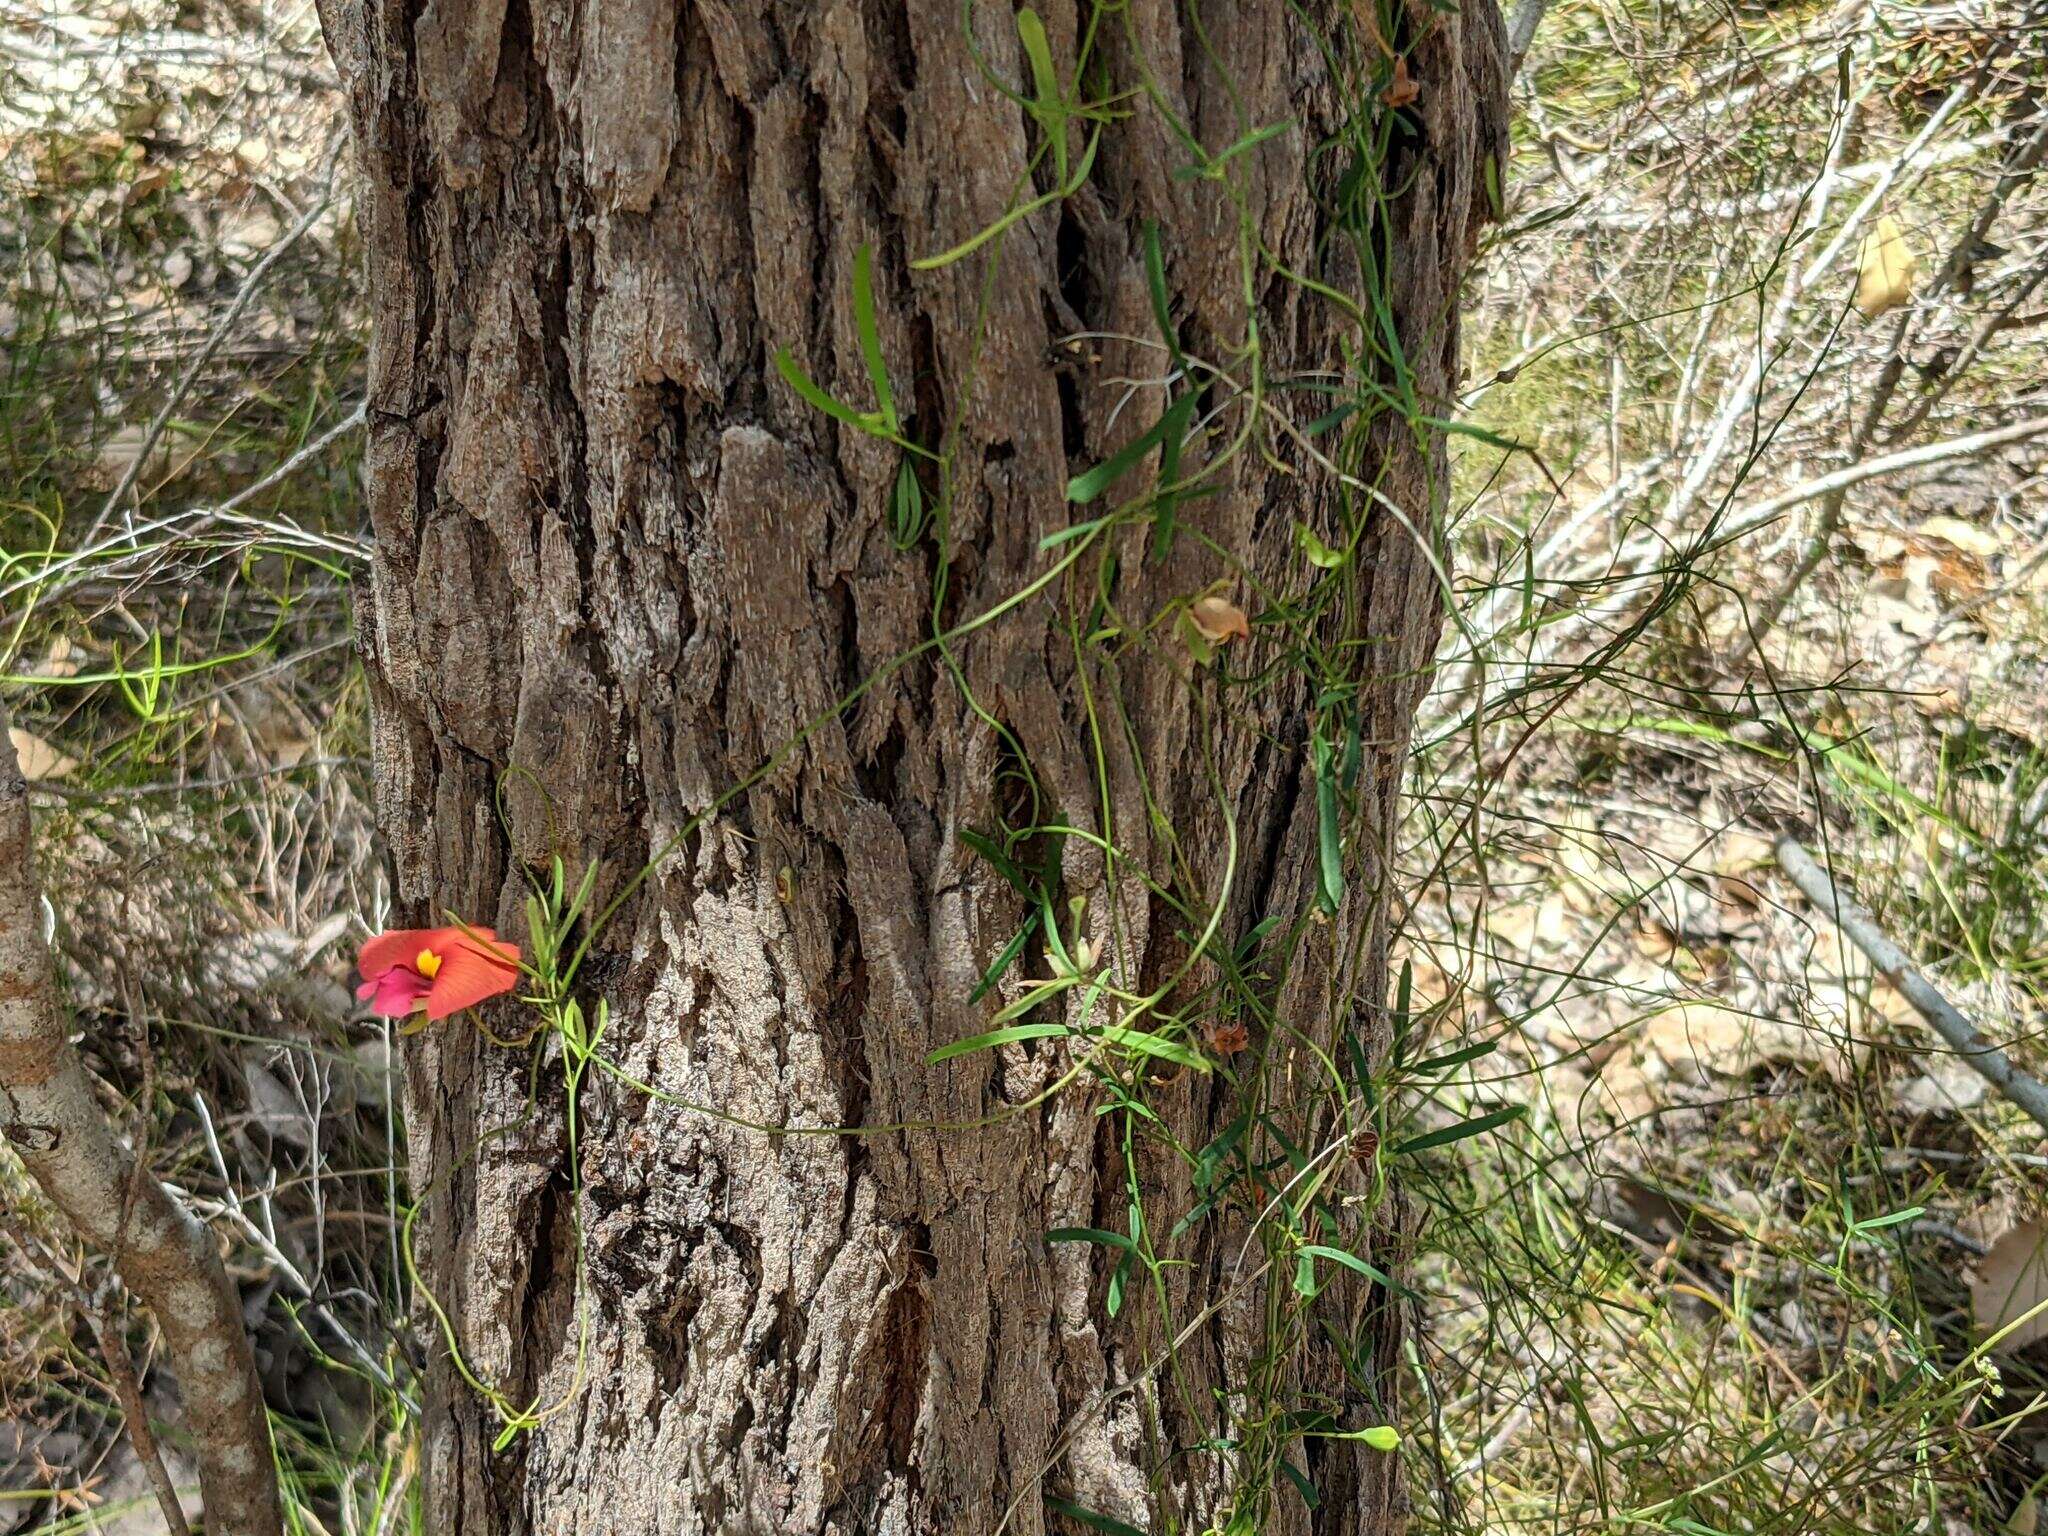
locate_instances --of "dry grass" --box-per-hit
[1402,0,2048,1529]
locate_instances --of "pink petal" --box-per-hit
[360,965,431,1018]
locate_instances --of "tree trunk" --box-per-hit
[318,2,1505,1532]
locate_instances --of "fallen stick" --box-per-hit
[1775,836,2048,1134]
[0,711,283,1535]
[1720,413,2048,540]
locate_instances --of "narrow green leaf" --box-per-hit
[1143,220,1184,371]
[1303,402,1358,438]
[1279,1461,1320,1510]
[1235,912,1283,960]
[1293,1243,1408,1300]
[960,827,1031,893]
[1068,393,1196,505]
[774,348,883,437]
[989,972,1081,1024]
[1407,1040,1498,1075]
[1177,118,1294,180]
[1193,1114,1247,1194]
[913,128,1100,271]
[1017,9,1059,109]
[1344,1028,1374,1093]
[1391,1104,1526,1156]
[852,244,897,433]
[1293,1250,1320,1297]
[928,1019,1068,1064]
[1039,889,1075,973]
[1421,413,1521,451]
[890,455,927,549]
[1170,1192,1219,1240]
[1315,756,1344,914]
[1095,1025,1211,1071]
[1300,1243,1372,1278]
[1149,397,1189,561]
[1037,816,1070,889]
[1016,8,1067,181]
[970,913,1040,1004]
[1038,515,1113,550]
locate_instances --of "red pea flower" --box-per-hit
[356,926,521,1021]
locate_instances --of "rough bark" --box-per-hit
[0,711,283,1536]
[319,2,1506,1532]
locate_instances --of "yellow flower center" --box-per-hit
[415,948,442,979]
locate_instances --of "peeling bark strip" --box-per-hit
[0,714,283,1536]
[319,2,1505,1532]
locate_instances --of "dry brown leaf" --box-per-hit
[1854,214,1917,319]
[1916,515,2001,559]
[1892,1056,1988,1116]
[1633,923,1681,964]
[1554,809,1607,883]
[1707,828,1774,908]
[1971,1217,2048,1352]
[83,424,172,494]
[1908,682,1966,720]
[1391,948,1460,1021]
[1709,828,1774,875]
[1383,56,1420,108]
[1484,891,1571,953]
[1915,545,1985,605]
[1846,524,1909,563]
[39,635,80,679]
[1866,978,1923,1030]
[126,161,173,202]
[1641,1000,1852,1081]
[1972,693,2042,747]
[1593,1048,1661,1120]
[1641,1001,1760,1076]
[8,728,76,781]
[1188,596,1251,645]
[1206,1020,1250,1057]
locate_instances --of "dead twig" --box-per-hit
[1508,0,1549,74]
[88,1289,194,1536]
[0,1217,193,1536]
[1730,107,2048,668]
[0,707,283,1536]
[1774,835,2048,1135]
[1719,413,2048,550]
[84,134,344,545]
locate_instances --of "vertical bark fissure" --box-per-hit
[319,0,1506,1530]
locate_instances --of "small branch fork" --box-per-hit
[0,707,283,1535]
[1775,835,2048,1135]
